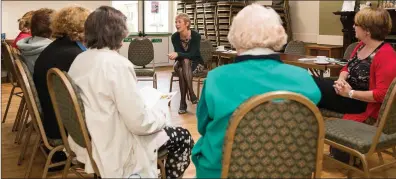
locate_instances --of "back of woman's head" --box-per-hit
[51,6,90,42]
[84,6,128,50]
[227,3,287,51]
[18,11,35,32]
[31,8,56,38]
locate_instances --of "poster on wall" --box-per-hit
[151,1,159,13]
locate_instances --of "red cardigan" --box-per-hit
[12,32,31,48]
[341,42,396,122]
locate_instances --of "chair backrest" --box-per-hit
[375,78,396,135]
[47,68,100,176]
[222,91,324,178]
[128,38,154,67]
[284,40,306,55]
[200,39,214,66]
[13,58,55,148]
[2,42,19,84]
[343,42,358,60]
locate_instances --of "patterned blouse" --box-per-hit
[346,43,384,91]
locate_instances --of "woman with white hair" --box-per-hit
[191,4,322,178]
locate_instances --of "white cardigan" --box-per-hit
[67,48,169,178]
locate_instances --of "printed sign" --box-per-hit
[151,1,159,13]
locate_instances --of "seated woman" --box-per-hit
[192,4,321,178]
[68,6,194,178]
[314,7,396,123]
[168,13,205,114]
[17,8,55,74]
[12,10,35,48]
[33,6,90,166]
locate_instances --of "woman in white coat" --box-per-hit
[67,6,194,178]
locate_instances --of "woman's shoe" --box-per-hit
[178,102,187,114]
[190,94,198,104]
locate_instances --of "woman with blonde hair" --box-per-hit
[168,13,204,114]
[192,4,321,178]
[12,10,35,48]
[32,6,90,169]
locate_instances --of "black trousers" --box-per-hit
[313,77,367,114]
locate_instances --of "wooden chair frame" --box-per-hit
[13,60,66,178]
[221,91,325,178]
[324,79,396,178]
[1,42,24,125]
[47,68,101,178]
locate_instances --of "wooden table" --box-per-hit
[213,51,343,78]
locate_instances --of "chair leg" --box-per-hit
[153,73,158,89]
[12,98,25,132]
[25,134,41,178]
[2,85,16,123]
[168,74,174,107]
[377,152,388,178]
[360,155,370,178]
[18,122,33,165]
[157,158,166,179]
[197,78,202,99]
[62,155,73,178]
[13,102,28,133]
[15,112,29,144]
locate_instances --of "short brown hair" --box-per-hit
[84,6,128,50]
[31,8,55,38]
[176,13,191,30]
[51,6,90,42]
[354,7,392,41]
[18,11,35,31]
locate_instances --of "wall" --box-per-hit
[2,1,111,39]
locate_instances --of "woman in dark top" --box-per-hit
[168,13,204,114]
[33,6,90,166]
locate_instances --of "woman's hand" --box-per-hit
[333,79,352,98]
[167,52,178,60]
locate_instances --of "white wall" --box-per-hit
[2,1,111,39]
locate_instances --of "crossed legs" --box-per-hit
[174,59,198,114]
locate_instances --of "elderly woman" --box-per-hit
[192,4,321,178]
[12,10,35,48]
[168,13,205,114]
[17,8,55,74]
[33,6,90,167]
[68,6,194,178]
[315,7,396,123]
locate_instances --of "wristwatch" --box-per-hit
[348,90,355,98]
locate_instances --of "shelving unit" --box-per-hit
[216,1,245,50]
[204,2,217,47]
[265,0,292,42]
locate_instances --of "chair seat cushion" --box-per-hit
[135,69,155,77]
[320,108,344,118]
[325,119,396,153]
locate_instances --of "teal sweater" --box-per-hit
[192,56,321,178]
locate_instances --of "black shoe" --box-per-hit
[178,102,187,114]
[190,94,198,104]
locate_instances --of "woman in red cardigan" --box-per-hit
[315,7,396,123]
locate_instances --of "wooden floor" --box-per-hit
[1,66,395,178]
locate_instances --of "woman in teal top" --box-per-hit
[192,4,322,178]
